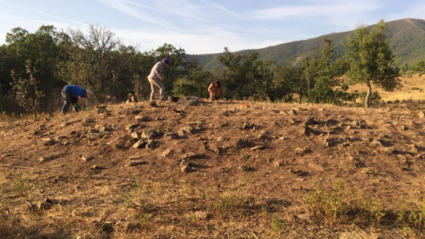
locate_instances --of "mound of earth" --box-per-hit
[1,100,425,238]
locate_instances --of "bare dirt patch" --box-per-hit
[1,100,425,238]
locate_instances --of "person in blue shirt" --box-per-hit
[61,85,92,115]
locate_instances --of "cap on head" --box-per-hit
[162,57,170,65]
[85,90,93,98]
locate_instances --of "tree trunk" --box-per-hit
[365,81,371,108]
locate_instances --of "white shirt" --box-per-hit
[148,61,163,80]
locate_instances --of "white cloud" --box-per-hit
[200,0,239,17]
[250,3,380,20]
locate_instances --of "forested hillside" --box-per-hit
[189,18,425,71]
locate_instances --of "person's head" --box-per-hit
[215,81,221,87]
[84,90,93,98]
[162,57,170,66]
[131,95,137,102]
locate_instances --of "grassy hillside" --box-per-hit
[188,18,425,71]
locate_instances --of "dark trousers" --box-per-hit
[61,89,79,115]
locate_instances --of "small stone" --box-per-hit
[126,124,140,131]
[141,129,157,140]
[133,139,147,148]
[127,161,147,167]
[95,125,106,132]
[131,132,141,140]
[419,111,425,119]
[82,155,94,161]
[90,165,100,170]
[216,136,225,142]
[162,149,173,157]
[381,147,396,155]
[235,138,245,149]
[178,126,194,135]
[135,115,151,122]
[194,211,208,220]
[273,161,282,167]
[250,145,266,150]
[239,165,249,172]
[181,165,192,173]
[164,132,178,140]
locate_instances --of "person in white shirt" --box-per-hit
[147,57,169,101]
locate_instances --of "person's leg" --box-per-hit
[149,78,158,101]
[61,89,71,115]
[149,78,165,100]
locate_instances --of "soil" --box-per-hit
[1,99,425,238]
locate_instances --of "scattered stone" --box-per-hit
[155,116,165,121]
[302,126,320,136]
[141,129,157,140]
[279,136,289,140]
[239,165,250,172]
[95,125,106,132]
[131,132,141,140]
[87,132,99,140]
[297,213,310,221]
[308,162,325,172]
[84,118,95,124]
[181,165,193,173]
[242,122,254,130]
[235,138,246,149]
[180,152,202,160]
[90,165,102,170]
[295,147,311,155]
[194,211,208,220]
[381,147,396,155]
[129,155,143,160]
[133,139,147,148]
[145,140,157,149]
[88,128,99,134]
[127,161,147,167]
[419,111,425,119]
[305,117,316,126]
[96,105,108,114]
[39,156,51,162]
[401,125,408,130]
[216,136,225,142]
[126,124,140,131]
[273,161,282,167]
[250,145,266,151]
[82,155,94,161]
[135,115,151,122]
[178,126,194,135]
[164,132,178,140]
[162,149,173,157]
[289,109,298,115]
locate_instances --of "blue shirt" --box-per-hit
[64,85,85,98]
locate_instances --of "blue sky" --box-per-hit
[0,0,424,54]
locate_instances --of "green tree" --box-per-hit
[11,60,44,120]
[3,26,70,112]
[345,20,400,108]
[410,60,425,73]
[400,63,409,73]
[218,47,263,99]
[67,25,120,102]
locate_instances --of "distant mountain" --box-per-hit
[187,18,425,71]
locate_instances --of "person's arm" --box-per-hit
[78,97,86,108]
[208,84,214,95]
[154,64,163,81]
